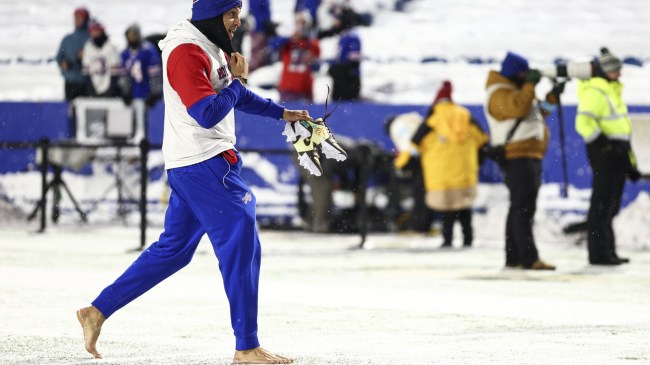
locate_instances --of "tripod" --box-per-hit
[28,164,88,224]
[85,145,138,222]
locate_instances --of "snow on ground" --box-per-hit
[1,156,649,251]
[0,226,649,365]
[1,2,650,363]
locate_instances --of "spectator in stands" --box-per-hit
[485,51,559,270]
[320,3,362,101]
[329,28,361,100]
[248,0,278,72]
[575,47,640,265]
[411,81,488,247]
[317,0,368,38]
[277,10,320,102]
[56,7,91,102]
[82,19,122,97]
[120,24,163,141]
[56,7,91,136]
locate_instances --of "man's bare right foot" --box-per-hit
[233,347,293,364]
[76,306,105,359]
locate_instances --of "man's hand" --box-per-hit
[282,109,313,122]
[524,69,542,84]
[628,166,642,182]
[545,82,565,104]
[229,52,248,79]
[550,82,565,96]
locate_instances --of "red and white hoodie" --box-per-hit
[158,20,236,170]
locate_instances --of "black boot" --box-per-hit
[613,254,630,264]
[589,256,622,266]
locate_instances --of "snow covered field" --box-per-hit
[1,226,649,365]
[1,1,650,363]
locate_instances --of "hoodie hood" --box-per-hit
[159,19,217,54]
[431,102,471,144]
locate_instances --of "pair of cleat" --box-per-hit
[283,118,347,176]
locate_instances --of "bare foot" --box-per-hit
[76,306,105,359]
[233,347,293,364]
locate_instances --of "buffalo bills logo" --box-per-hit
[242,192,252,204]
[217,66,227,80]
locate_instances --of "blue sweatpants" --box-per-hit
[92,151,262,350]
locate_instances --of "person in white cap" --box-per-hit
[575,47,640,265]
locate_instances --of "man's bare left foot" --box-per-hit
[76,306,105,359]
[233,346,293,364]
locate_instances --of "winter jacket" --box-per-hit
[56,27,90,83]
[416,101,488,192]
[121,41,163,99]
[278,37,320,97]
[576,77,631,143]
[158,20,284,170]
[484,71,549,160]
[328,29,361,100]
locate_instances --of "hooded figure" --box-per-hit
[411,81,488,247]
[414,82,488,207]
[76,1,310,363]
[189,0,241,54]
[156,1,249,167]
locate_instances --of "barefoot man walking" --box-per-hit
[77,1,311,363]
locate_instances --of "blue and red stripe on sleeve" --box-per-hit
[167,43,284,129]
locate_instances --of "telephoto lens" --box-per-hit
[539,60,594,80]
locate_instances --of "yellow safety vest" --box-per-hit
[575,77,631,143]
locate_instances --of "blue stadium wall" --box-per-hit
[1,101,648,207]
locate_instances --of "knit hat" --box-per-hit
[191,0,242,22]
[434,81,453,104]
[74,7,89,19]
[88,19,104,33]
[125,24,141,37]
[500,51,529,78]
[598,47,622,73]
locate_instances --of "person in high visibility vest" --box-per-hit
[575,47,641,265]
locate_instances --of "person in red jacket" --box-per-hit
[277,10,320,102]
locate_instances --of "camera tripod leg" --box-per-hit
[52,180,62,223]
[58,180,88,222]
[27,179,55,222]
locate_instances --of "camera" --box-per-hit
[539,60,595,80]
[73,97,136,143]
